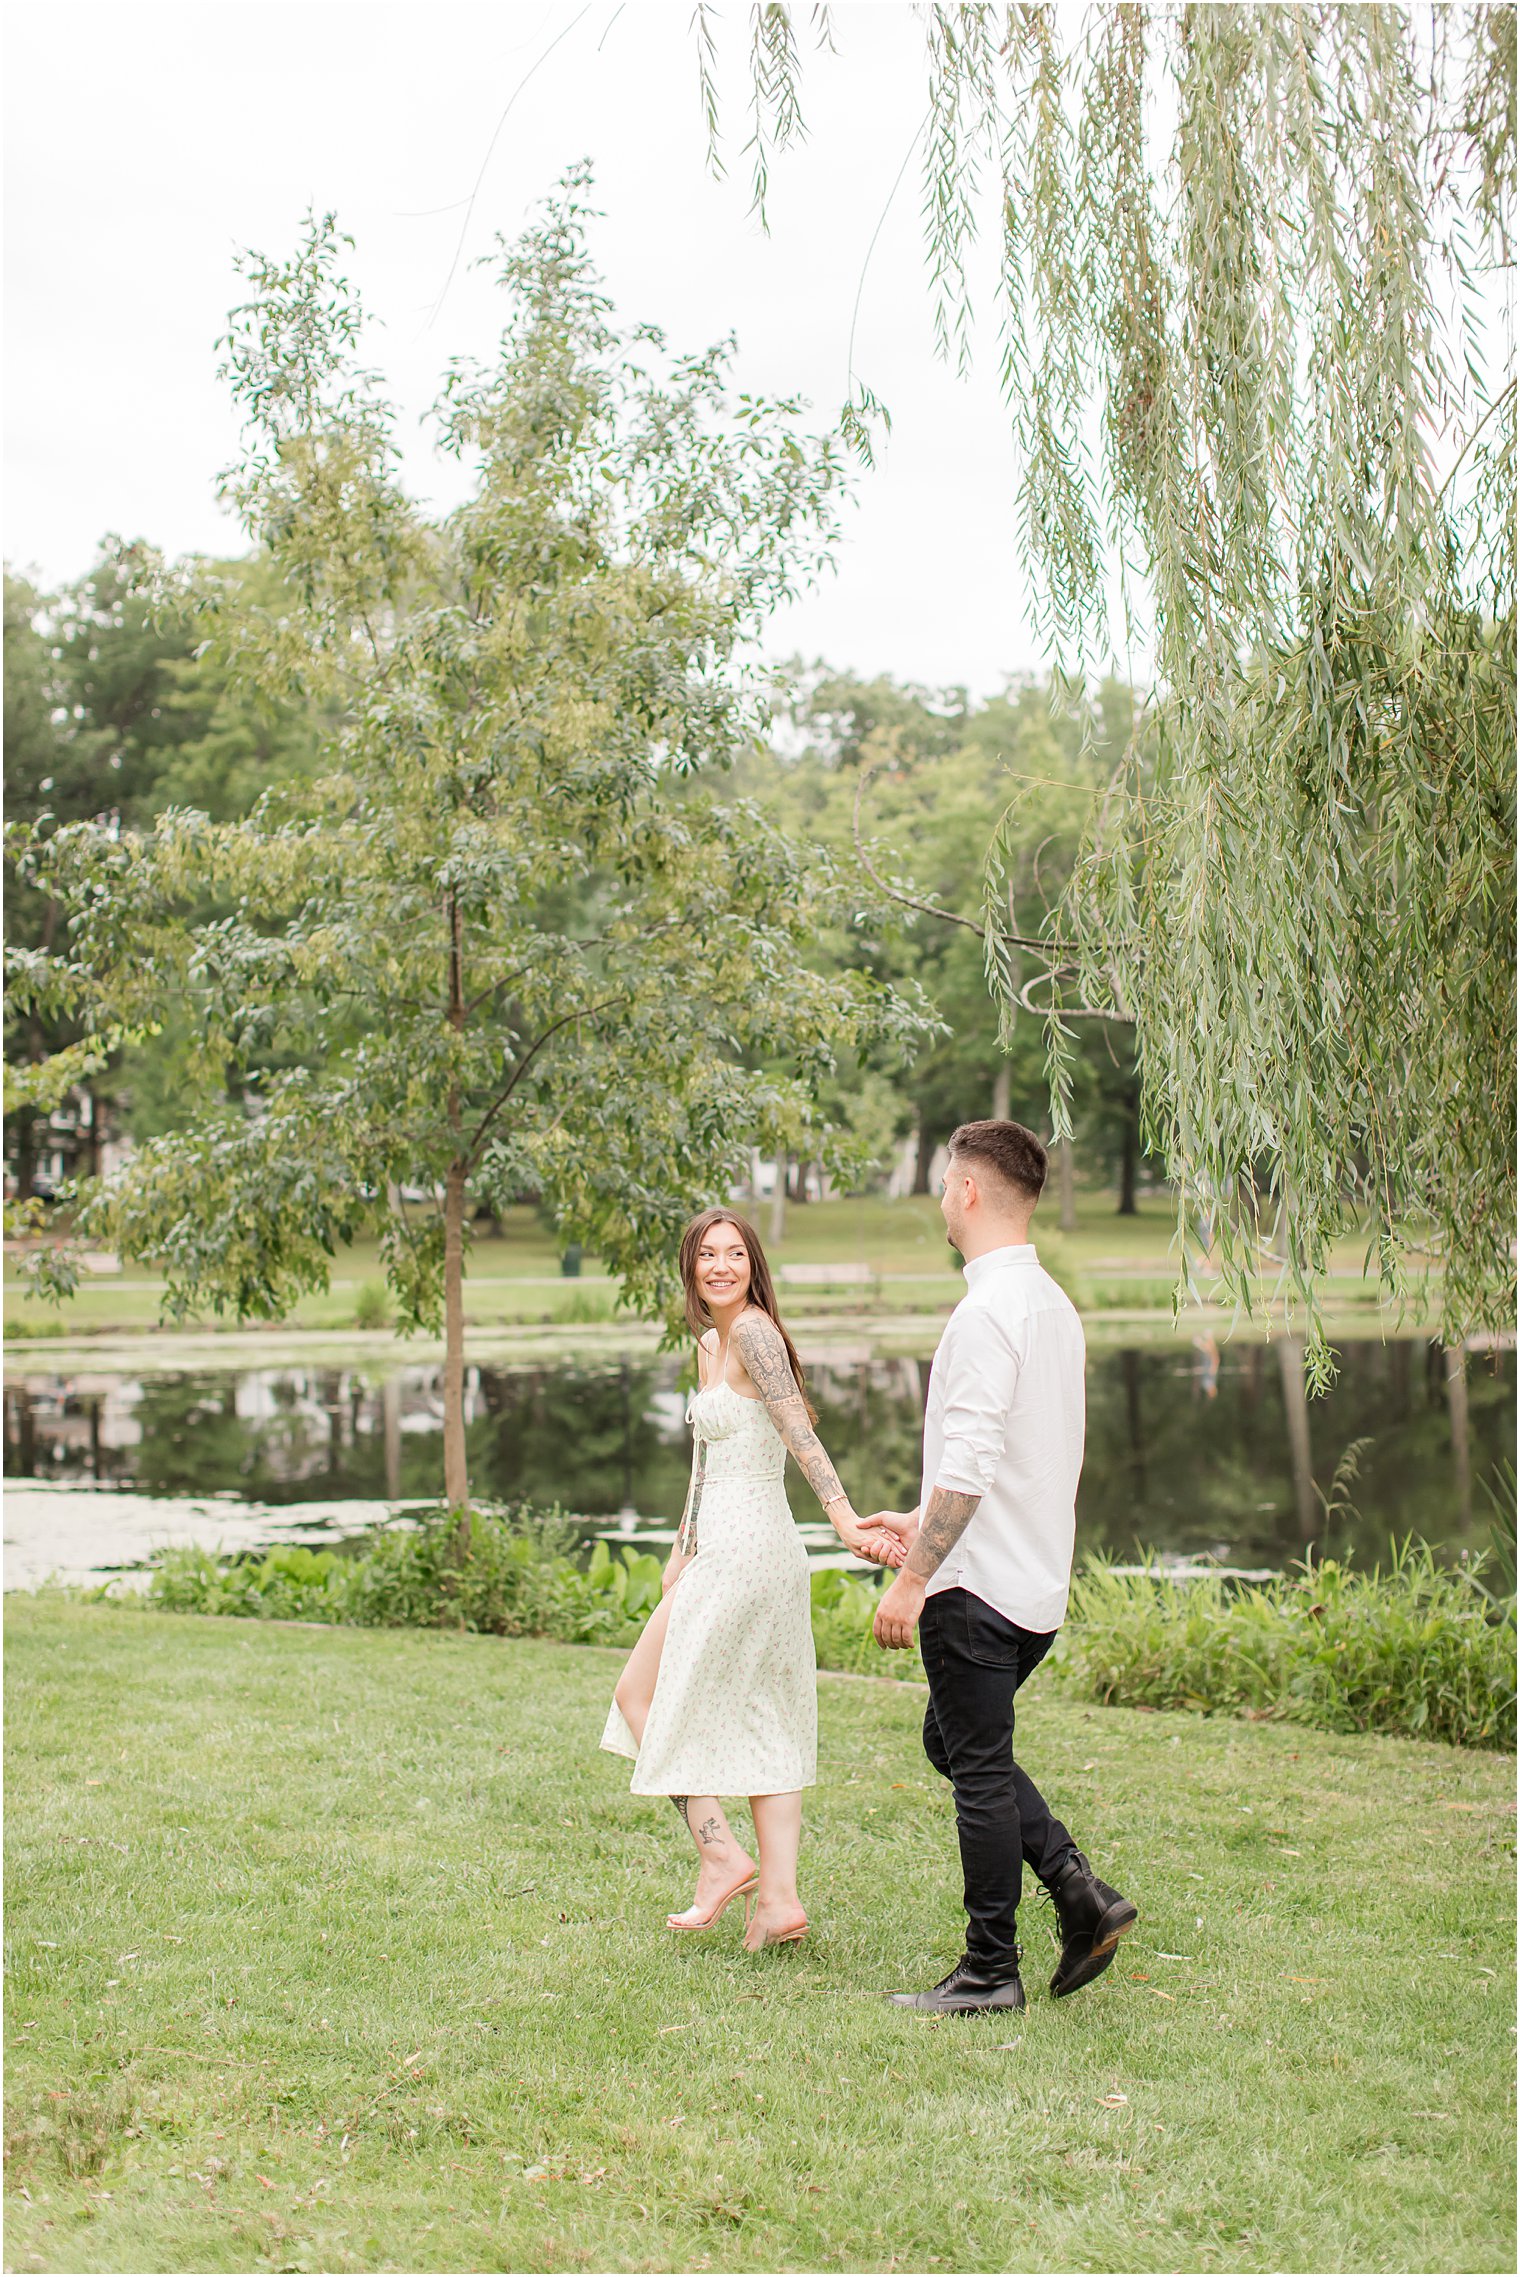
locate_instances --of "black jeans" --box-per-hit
[918,1587,1074,1971]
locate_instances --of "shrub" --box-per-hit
[140,1516,1515,1749]
[352,1280,391,1331]
[148,1542,349,1622]
[1059,1541,1516,1750]
[144,1506,921,1678]
[810,1568,924,1683]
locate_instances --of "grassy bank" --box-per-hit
[6,1596,1514,2275]
[142,1507,1514,1749]
[5,1194,1406,1342]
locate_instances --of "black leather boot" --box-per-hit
[1047,1851,1138,1998]
[889,1955,1027,2013]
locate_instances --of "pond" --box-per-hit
[4,1334,1511,1588]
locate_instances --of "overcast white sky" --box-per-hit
[4,0,1083,697]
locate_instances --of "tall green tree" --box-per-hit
[694,3,1517,1372]
[750,667,1149,1201]
[11,176,927,1509]
[4,551,325,1175]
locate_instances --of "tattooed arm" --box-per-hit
[905,1487,981,1581]
[871,1489,983,1647]
[671,1435,706,1571]
[665,1338,715,1586]
[730,1312,855,1525]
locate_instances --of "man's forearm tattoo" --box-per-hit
[732,1316,847,1512]
[905,1487,982,1580]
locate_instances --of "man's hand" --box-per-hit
[833,1511,906,1567]
[857,1507,920,1558]
[873,1568,927,1650]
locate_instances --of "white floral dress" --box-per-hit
[600,1379,818,1797]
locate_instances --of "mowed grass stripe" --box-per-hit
[4,1596,1514,2274]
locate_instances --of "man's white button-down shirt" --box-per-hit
[919,1242,1086,1634]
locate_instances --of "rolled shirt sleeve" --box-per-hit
[933,1309,1024,1497]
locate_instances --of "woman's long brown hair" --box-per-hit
[678,1207,815,1421]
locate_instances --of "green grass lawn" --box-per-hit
[6,1596,1513,2274]
[5,1193,1407,1345]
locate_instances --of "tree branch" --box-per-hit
[852,759,1096,967]
[465,994,626,1166]
[1433,379,1517,509]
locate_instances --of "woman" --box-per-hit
[600,1207,901,1950]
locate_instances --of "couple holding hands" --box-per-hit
[601,1118,1136,2012]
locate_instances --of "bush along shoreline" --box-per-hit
[136,1504,1515,1751]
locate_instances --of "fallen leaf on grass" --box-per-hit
[1148,1990,1176,2002]
[1286,1976,1326,1984]
[1099,2094,1129,2107]
[658,2024,690,2035]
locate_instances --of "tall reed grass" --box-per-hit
[1060,1542,1515,1750]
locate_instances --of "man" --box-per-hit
[866,1119,1136,2014]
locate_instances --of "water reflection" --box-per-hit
[5,1338,1513,1571]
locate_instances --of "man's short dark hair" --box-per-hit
[947,1119,1048,1203]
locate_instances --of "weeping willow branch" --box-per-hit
[700,2,1516,1374]
[850,758,1117,1027]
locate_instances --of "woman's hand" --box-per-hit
[828,1503,908,1567]
[857,1507,921,1558]
[662,1546,692,1595]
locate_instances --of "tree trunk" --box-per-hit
[81,1083,100,1181]
[443,889,470,1529]
[12,1106,36,1202]
[1444,1346,1472,1529]
[1056,1133,1077,1232]
[1117,1085,1139,1215]
[768,1157,787,1247]
[912,1119,935,1196]
[443,1162,469,1518]
[1276,1337,1317,1545]
[991,1062,1011,1121]
[10,1387,37,1474]
[383,1371,402,1500]
[1121,1347,1145,1498]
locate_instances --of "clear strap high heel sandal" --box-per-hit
[666,1872,759,1933]
[745,1911,808,1951]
